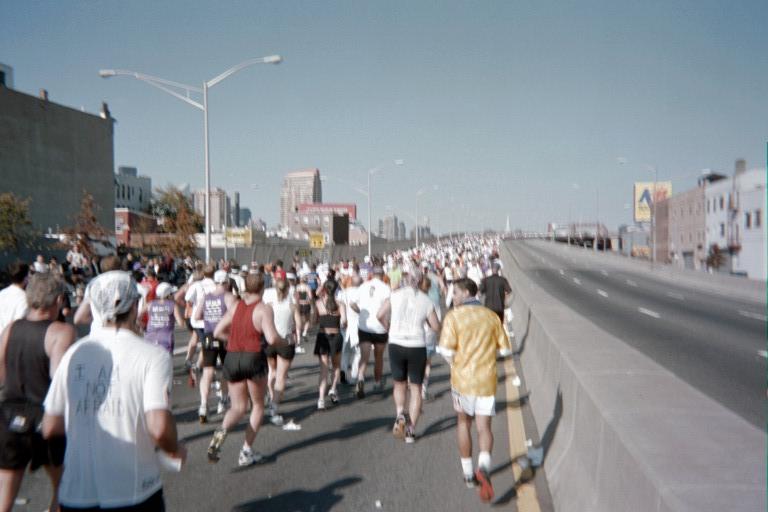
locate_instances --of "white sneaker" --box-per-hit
[317,399,326,410]
[270,414,284,426]
[216,400,227,415]
[266,402,276,417]
[295,346,306,354]
[198,404,207,424]
[238,448,263,467]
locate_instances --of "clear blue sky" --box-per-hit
[3,0,766,233]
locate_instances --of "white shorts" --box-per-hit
[451,389,495,417]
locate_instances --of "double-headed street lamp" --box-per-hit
[99,55,282,262]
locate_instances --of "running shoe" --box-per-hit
[206,428,227,463]
[355,380,365,399]
[198,405,207,424]
[295,346,306,354]
[373,381,384,393]
[317,398,326,410]
[464,474,478,488]
[328,390,339,404]
[421,386,432,401]
[216,399,229,415]
[270,414,284,426]
[405,425,416,444]
[238,447,263,467]
[474,467,494,503]
[392,414,407,440]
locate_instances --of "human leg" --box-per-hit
[42,464,63,512]
[0,468,25,512]
[373,342,387,385]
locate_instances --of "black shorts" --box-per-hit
[223,351,267,382]
[61,489,164,512]
[185,318,194,332]
[0,425,66,471]
[358,330,388,345]
[314,332,343,356]
[200,333,226,368]
[298,304,311,316]
[265,342,296,360]
[388,344,427,385]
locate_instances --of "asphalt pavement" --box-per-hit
[506,240,766,429]
[14,323,550,511]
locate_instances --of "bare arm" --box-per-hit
[377,298,391,331]
[426,308,441,333]
[173,304,185,328]
[73,296,93,325]
[46,323,76,377]
[0,325,10,384]
[145,409,186,461]
[213,307,235,341]
[42,414,65,438]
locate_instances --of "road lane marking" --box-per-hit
[559,269,565,276]
[626,280,638,287]
[503,358,541,512]
[597,289,608,298]
[666,292,685,300]
[573,278,581,285]
[600,270,608,276]
[739,310,767,322]
[638,307,660,319]
[758,351,768,359]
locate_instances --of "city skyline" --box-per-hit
[3,1,766,233]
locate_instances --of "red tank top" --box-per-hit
[227,300,263,353]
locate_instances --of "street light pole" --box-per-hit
[99,55,281,263]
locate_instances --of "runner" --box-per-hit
[142,282,183,355]
[194,270,237,423]
[313,279,346,410]
[0,273,75,512]
[185,265,217,387]
[294,274,313,353]
[420,260,444,400]
[340,274,362,384]
[207,273,286,466]
[479,262,512,326]
[377,268,440,443]
[0,262,29,334]
[262,269,299,425]
[351,265,391,398]
[438,278,512,502]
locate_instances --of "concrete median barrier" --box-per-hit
[502,242,765,512]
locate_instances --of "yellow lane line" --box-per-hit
[504,357,541,512]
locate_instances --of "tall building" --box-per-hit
[0,72,114,234]
[380,215,399,241]
[280,168,322,228]
[193,188,231,233]
[239,208,252,227]
[114,166,152,213]
[398,221,406,241]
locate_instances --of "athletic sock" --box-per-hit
[478,451,492,472]
[242,441,252,452]
[461,457,474,478]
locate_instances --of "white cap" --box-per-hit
[88,271,140,322]
[156,282,173,298]
[214,270,229,283]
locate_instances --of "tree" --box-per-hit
[706,244,726,271]
[0,193,34,253]
[152,186,202,257]
[63,190,109,258]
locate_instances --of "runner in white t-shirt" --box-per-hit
[377,268,440,443]
[0,262,29,333]
[350,266,391,398]
[42,272,183,510]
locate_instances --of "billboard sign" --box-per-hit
[309,232,325,249]
[225,227,252,247]
[634,182,672,223]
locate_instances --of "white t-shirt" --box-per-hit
[44,328,173,509]
[0,284,28,333]
[354,278,391,334]
[262,288,295,340]
[185,278,216,329]
[342,286,360,345]
[388,287,436,348]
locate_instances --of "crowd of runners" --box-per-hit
[0,235,515,510]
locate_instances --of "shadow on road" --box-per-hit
[512,308,532,358]
[231,476,363,512]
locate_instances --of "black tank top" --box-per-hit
[4,319,53,405]
[318,313,341,329]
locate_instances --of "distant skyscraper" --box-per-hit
[380,215,399,241]
[234,191,240,226]
[398,221,406,241]
[193,187,230,232]
[280,168,322,228]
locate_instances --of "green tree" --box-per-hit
[152,186,202,257]
[0,193,34,253]
[63,190,109,258]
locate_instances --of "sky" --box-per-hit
[3,0,767,234]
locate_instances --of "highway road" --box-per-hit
[505,240,766,429]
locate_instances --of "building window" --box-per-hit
[303,216,308,225]
[745,212,751,229]
[719,196,724,210]
[314,216,320,225]
[755,210,762,228]
[719,223,725,236]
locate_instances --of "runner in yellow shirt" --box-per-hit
[438,278,512,503]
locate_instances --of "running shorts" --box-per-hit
[358,329,388,345]
[223,351,267,382]
[314,332,343,356]
[201,333,226,368]
[61,489,165,512]
[298,304,311,316]
[451,389,496,417]
[388,344,427,384]
[265,342,296,360]
[0,424,65,470]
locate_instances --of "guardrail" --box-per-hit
[501,241,765,512]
